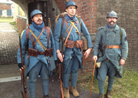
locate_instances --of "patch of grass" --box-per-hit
[0,17,13,23]
[78,70,138,98]
[10,22,18,31]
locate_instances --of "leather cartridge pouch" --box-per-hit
[83,39,88,50]
[28,48,38,57]
[45,48,53,56]
[96,62,101,68]
[65,40,75,48]
[75,40,83,48]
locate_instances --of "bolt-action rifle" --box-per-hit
[19,36,28,98]
[58,37,64,98]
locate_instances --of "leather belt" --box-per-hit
[39,51,45,55]
[105,45,120,49]
[105,58,110,62]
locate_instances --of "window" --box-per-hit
[0,9,2,15]
[7,9,11,16]
[7,4,11,6]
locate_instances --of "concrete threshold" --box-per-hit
[0,30,16,32]
[0,76,21,83]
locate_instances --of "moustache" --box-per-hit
[37,19,42,22]
[109,21,115,24]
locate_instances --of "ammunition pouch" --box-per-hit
[75,40,83,48]
[28,48,53,57]
[28,48,38,57]
[66,40,75,48]
[65,40,83,49]
[45,48,53,56]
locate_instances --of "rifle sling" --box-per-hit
[45,26,51,49]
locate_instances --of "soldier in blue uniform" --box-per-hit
[54,1,93,98]
[93,11,128,98]
[17,9,57,98]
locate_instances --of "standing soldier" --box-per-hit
[93,11,128,98]
[54,1,93,98]
[17,9,57,98]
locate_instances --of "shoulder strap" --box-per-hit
[61,15,68,28]
[29,29,47,50]
[120,27,122,40]
[45,26,51,49]
[26,28,29,51]
[33,27,45,46]
[30,35,35,48]
[26,28,29,41]
[76,16,82,30]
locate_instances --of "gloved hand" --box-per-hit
[18,63,22,68]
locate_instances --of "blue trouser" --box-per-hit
[97,61,116,94]
[63,54,80,88]
[28,61,49,98]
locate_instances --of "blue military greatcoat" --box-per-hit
[17,24,57,78]
[54,14,93,72]
[93,24,128,78]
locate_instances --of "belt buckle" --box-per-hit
[105,58,110,62]
[108,45,112,49]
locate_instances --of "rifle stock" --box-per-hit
[58,63,64,98]
[89,60,96,98]
[19,36,28,98]
[58,37,64,98]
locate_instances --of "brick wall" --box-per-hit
[0,3,11,10]
[97,0,138,71]
[17,16,27,33]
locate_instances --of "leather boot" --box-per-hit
[64,87,70,98]
[106,90,113,98]
[70,86,79,97]
[97,94,104,98]
[43,95,49,98]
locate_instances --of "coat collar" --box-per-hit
[64,14,78,23]
[105,24,120,33]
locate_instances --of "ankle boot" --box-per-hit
[97,94,104,98]
[106,90,113,98]
[70,86,79,97]
[43,95,49,98]
[64,87,70,98]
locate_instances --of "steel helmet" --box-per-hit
[65,1,77,9]
[30,9,43,18]
[106,11,118,19]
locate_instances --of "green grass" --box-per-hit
[78,70,138,98]
[10,21,18,31]
[0,17,13,23]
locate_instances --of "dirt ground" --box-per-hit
[0,72,98,98]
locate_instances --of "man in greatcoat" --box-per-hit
[93,11,128,98]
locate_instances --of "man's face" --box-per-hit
[106,17,117,26]
[65,6,76,17]
[31,14,43,25]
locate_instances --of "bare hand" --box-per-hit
[19,66,25,71]
[57,52,63,62]
[84,48,92,59]
[92,55,98,61]
[120,59,125,65]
